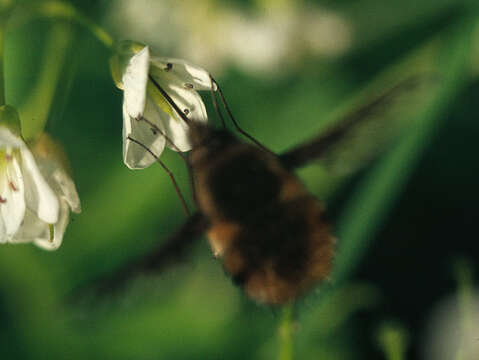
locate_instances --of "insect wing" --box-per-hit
[84,213,209,297]
[279,74,440,177]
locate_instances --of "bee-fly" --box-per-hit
[185,121,334,304]
[95,71,438,305]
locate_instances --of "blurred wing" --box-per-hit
[84,213,209,297]
[279,74,439,175]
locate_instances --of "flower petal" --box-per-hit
[123,46,150,119]
[0,157,25,238]
[34,200,69,251]
[20,148,59,223]
[51,168,81,214]
[166,83,208,123]
[0,127,24,149]
[37,156,81,215]
[150,57,214,91]
[122,99,166,169]
[10,208,49,244]
[161,114,191,152]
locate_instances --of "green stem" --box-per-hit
[0,21,5,106]
[9,1,113,138]
[278,304,294,360]
[0,0,12,106]
[15,1,114,49]
[70,7,114,49]
[18,23,72,139]
[376,322,409,360]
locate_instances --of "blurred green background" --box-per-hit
[1,0,479,359]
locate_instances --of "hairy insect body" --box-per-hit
[190,126,334,304]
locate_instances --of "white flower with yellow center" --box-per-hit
[0,106,81,250]
[12,134,81,250]
[111,41,214,169]
[0,116,59,244]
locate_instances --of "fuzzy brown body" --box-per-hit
[190,125,335,304]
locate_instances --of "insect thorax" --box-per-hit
[191,131,285,222]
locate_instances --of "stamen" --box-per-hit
[49,224,55,242]
[164,63,173,72]
[0,196,6,203]
[9,181,18,192]
[184,83,194,89]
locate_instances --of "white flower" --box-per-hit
[0,106,80,251]
[11,134,81,250]
[115,43,214,169]
[0,126,59,245]
[107,1,351,77]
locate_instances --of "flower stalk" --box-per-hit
[19,23,72,140]
[0,0,13,106]
[278,304,294,360]
[17,1,113,49]
[0,17,6,106]
[376,322,409,360]
[0,31,4,106]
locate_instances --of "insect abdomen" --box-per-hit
[223,196,334,304]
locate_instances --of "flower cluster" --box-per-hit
[108,0,351,76]
[0,106,80,250]
[2,37,212,251]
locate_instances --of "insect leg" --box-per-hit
[127,135,191,216]
[135,116,198,204]
[135,116,187,160]
[209,76,226,128]
[210,76,272,153]
[148,74,190,125]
